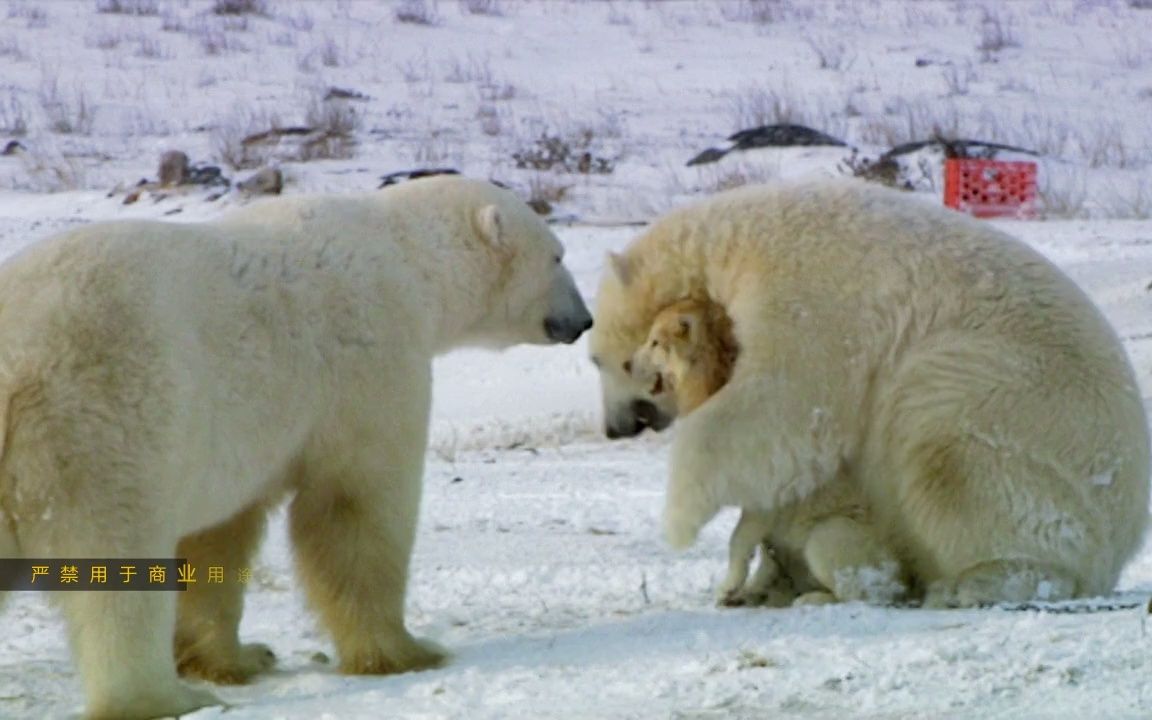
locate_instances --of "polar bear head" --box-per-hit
[588,251,681,438]
[394,176,593,348]
[472,188,593,346]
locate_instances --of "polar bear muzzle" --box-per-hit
[605,397,672,439]
[543,264,593,344]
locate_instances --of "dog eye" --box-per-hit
[650,339,658,347]
[623,360,632,374]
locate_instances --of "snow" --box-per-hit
[2,1,1152,718]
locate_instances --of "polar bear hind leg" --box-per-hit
[1,395,222,719]
[923,559,1079,608]
[802,515,907,605]
[175,503,277,684]
[868,335,1128,608]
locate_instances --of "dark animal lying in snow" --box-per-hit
[378,168,461,189]
[687,124,848,166]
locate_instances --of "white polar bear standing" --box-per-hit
[589,179,1150,608]
[0,176,592,720]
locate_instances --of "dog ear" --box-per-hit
[608,252,636,286]
[675,313,697,340]
[475,205,503,248]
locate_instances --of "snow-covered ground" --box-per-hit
[2,1,1152,719]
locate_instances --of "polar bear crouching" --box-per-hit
[590,179,1150,609]
[0,176,591,720]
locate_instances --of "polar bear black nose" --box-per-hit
[544,314,593,344]
[631,398,671,431]
[605,398,672,439]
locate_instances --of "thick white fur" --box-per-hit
[590,179,1150,608]
[0,176,590,719]
[631,299,904,607]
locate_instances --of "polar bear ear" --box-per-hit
[475,205,504,248]
[608,252,635,286]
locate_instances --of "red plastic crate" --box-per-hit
[943,158,1038,219]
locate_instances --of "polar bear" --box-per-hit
[0,176,592,720]
[590,179,1150,609]
[632,297,903,608]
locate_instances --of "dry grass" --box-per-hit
[858,98,962,147]
[459,0,503,16]
[526,173,571,214]
[1075,122,1139,169]
[86,32,124,50]
[0,35,24,60]
[212,109,272,169]
[306,96,362,138]
[10,148,87,193]
[1113,35,1147,70]
[1037,165,1087,219]
[805,34,852,71]
[195,22,251,56]
[0,92,28,136]
[213,91,363,169]
[476,103,505,137]
[395,0,440,26]
[283,9,314,32]
[720,0,785,25]
[941,62,974,96]
[976,8,1019,61]
[412,128,454,165]
[1015,112,1071,156]
[39,77,96,135]
[134,36,170,60]
[8,3,48,28]
[728,83,805,128]
[95,0,159,15]
[398,53,433,84]
[444,53,493,84]
[212,0,269,16]
[318,37,342,68]
[1107,182,1152,219]
[511,113,623,175]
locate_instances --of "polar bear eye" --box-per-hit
[623,360,632,374]
[553,254,562,265]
